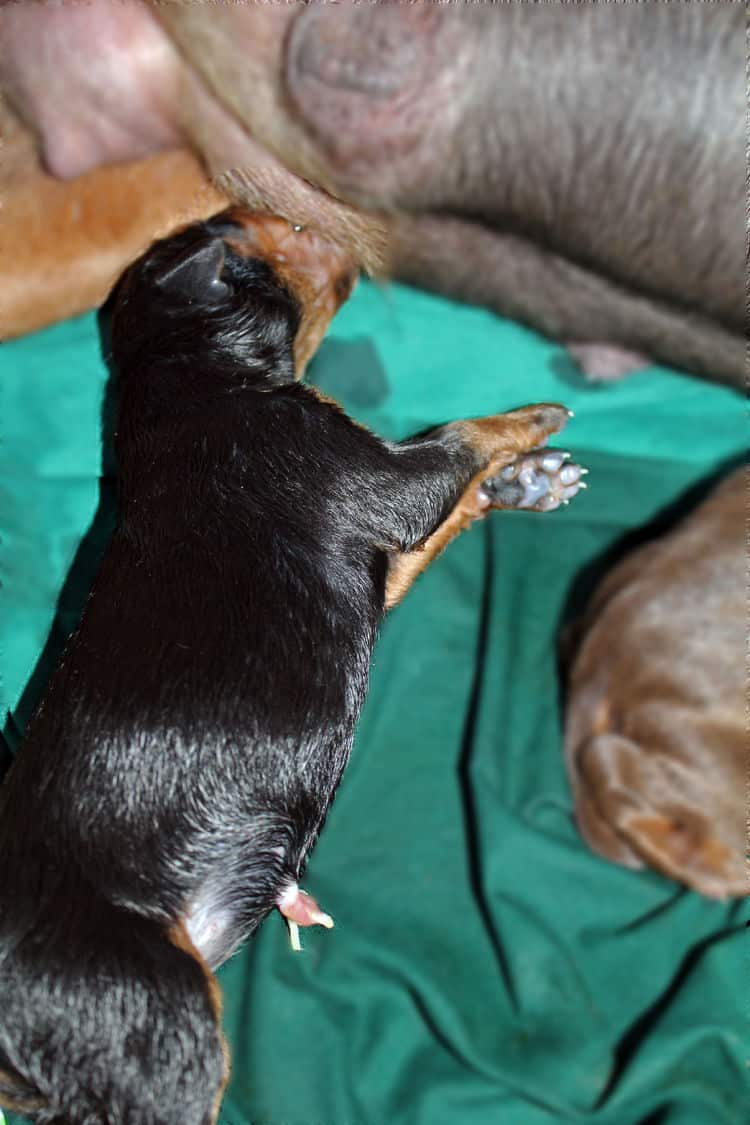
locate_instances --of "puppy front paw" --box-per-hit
[479,448,586,512]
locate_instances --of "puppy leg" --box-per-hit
[384,404,585,609]
[169,921,230,1123]
[1,146,227,339]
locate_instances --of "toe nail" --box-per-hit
[309,909,335,929]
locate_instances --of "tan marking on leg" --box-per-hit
[385,404,571,608]
[384,465,491,609]
[0,1067,47,1115]
[168,921,230,1125]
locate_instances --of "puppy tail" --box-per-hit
[0,890,228,1125]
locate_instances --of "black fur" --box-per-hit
[0,216,494,1123]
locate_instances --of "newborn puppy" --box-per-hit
[564,466,746,899]
[0,213,584,1124]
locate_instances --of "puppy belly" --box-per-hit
[185,888,238,970]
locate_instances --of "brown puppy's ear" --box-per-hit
[623,812,746,901]
[0,1062,48,1116]
[573,732,747,899]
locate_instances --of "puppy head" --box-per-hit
[218,210,360,376]
[107,215,302,386]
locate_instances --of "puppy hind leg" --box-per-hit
[169,921,230,1124]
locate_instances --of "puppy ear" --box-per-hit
[574,732,746,898]
[154,238,230,301]
[0,1062,48,1115]
[623,812,745,899]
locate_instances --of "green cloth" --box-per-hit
[1,282,747,1125]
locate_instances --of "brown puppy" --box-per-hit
[564,466,747,899]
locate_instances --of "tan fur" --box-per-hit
[386,405,570,608]
[217,166,389,278]
[223,211,359,377]
[0,136,228,338]
[0,1066,48,1115]
[168,921,230,1125]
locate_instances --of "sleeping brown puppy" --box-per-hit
[564,466,747,899]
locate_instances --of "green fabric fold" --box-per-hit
[1,280,746,1125]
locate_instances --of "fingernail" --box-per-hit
[541,452,564,472]
[310,910,335,929]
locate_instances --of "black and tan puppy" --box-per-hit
[0,213,584,1124]
[564,466,746,899]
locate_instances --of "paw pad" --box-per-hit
[480,448,586,512]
